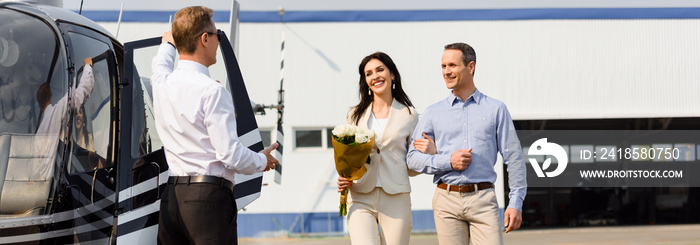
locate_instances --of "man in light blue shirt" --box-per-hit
[407,42,527,245]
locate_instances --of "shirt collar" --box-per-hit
[448,88,482,106]
[176,60,211,78]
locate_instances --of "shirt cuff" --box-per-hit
[437,154,452,172]
[507,197,524,212]
[159,41,176,54]
[83,64,93,73]
[257,152,268,172]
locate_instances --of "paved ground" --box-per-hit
[240,224,700,245]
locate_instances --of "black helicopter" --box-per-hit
[0,1,283,244]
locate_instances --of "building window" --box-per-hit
[294,127,337,149]
[260,129,272,147]
[326,128,334,148]
[295,129,322,148]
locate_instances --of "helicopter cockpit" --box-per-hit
[0,6,67,219]
[0,3,117,220]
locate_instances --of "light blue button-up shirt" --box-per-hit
[407,89,527,211]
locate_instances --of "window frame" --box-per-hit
[62,24,119,174]
[293,127,335,151]
[259,128,273,148]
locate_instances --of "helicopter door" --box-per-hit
[117,31,264,244]
[61,24,120,243]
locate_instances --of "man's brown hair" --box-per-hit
[172,6,215,54]
[37,82,51,109]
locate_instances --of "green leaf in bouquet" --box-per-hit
[332,135,359,145]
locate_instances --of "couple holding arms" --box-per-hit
[337,44,528,244]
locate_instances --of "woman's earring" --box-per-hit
[392,81,396,90]
[368,90,372,96]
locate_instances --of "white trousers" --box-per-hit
[347,187,412,245]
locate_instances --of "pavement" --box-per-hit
[240,224,700,245]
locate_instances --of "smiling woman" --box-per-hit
[336,51,420,245]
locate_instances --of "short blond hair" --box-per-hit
[172,6,215,54]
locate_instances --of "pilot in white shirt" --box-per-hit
[151,45,271,184]
[151,6,277,245]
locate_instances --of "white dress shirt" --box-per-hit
[37,65,94,135]
[151,43,266,184]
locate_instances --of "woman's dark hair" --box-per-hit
[351,52,413,125]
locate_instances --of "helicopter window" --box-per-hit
[260,129,272,147]
[0,8,64,134]
[0,7,65,218]
[66,32,113,173]
[130,45,165,158]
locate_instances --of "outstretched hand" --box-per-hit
[260,142,279,172]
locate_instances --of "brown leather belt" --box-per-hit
[437,182,493,193]
[168,175,234,193]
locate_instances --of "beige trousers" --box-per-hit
[432,187,503,245]
[347,187,412,245]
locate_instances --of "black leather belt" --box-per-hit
[167,175,234,193]
[437,181,493,193]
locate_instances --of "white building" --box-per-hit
[64,0,700,237]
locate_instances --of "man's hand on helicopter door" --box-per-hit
[162,31,175,48]
[83,57,92,67]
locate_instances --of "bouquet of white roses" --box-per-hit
[331,124,375,216]
[332,124,374,145]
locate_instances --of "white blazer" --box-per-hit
[348,99,419,195]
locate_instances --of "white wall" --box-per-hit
[234,20,700,122]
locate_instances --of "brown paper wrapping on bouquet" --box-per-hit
[331,137,374,180]
[331,136,374,216]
